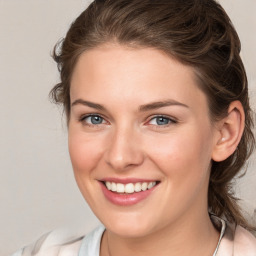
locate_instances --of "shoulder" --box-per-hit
[11,228,85,256]
[11,225,105,256]
[213,215,256,256]
[234,225,256,256]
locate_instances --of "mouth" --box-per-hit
[102,180,160,194]
[99,179,160,206]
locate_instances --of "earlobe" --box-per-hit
[212,101,245,162]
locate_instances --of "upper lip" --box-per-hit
[99,177,160,184]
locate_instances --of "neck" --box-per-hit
[101,211,219,256]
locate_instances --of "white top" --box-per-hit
[78,225,105,256]
[11,216,256,256]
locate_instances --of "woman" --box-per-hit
[13,0,256,255]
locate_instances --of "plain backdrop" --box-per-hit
[0,1,255,255]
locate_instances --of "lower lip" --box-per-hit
[99,182,158,206]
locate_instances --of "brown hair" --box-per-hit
[50,0,255,230]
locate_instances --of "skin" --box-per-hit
[68,44,237,256]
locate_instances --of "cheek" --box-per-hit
[145,127,213,182]
[68,130,107,208]
[68,131,104,176]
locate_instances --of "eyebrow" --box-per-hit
[139,100,189,111]
[71,99,106,111]
[71,99,189,111]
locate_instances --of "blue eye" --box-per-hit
[83,115,105,125]
[148,116,174,126]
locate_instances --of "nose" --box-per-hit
[104,126,144,171]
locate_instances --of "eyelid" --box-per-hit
[146,115,178,125]
[79,113,109,125]
[78,113,177,127]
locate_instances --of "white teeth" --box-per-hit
[125,183,134,193]
[147,182,153,189]
[106,181,112,190]
[148,181,156,189]
[104,181,157,194]
[111,182,117,192]
[134,182,142,192]
[141,182,148,191]
[116,183,125,193]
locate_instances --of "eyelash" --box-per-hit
[79,114,107,127]
[146,115,177,128]
[78,114,177,128]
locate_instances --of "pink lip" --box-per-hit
[99,181,159,206]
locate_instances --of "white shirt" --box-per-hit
[11,216,256,256]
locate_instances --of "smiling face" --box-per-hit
[68,44,219,238]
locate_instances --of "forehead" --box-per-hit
[70,44,208,111]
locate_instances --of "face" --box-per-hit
[69,44,219,238]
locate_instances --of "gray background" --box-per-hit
[0,1,255,255]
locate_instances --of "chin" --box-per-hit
[108,222,155,238]
[97,210,160,238]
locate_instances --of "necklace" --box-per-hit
[212,217,226,256]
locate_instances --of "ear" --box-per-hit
[211,101,245,162]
